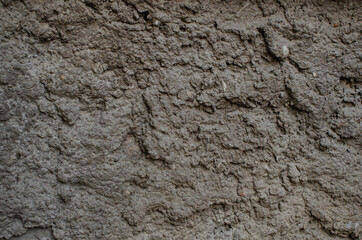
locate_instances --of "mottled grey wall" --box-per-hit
[0,0,361,239]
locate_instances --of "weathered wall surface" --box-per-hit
[0,0,361,239]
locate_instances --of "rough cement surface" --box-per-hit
[0,0,361,239]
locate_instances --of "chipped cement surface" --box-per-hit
[0,0,361,239]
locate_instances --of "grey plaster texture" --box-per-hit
[0,0,361,239]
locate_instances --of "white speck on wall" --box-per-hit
[282,45,289,57]
[221,80,227,92]
[153,20,161,26]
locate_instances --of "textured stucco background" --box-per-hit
[0,0,361,239]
